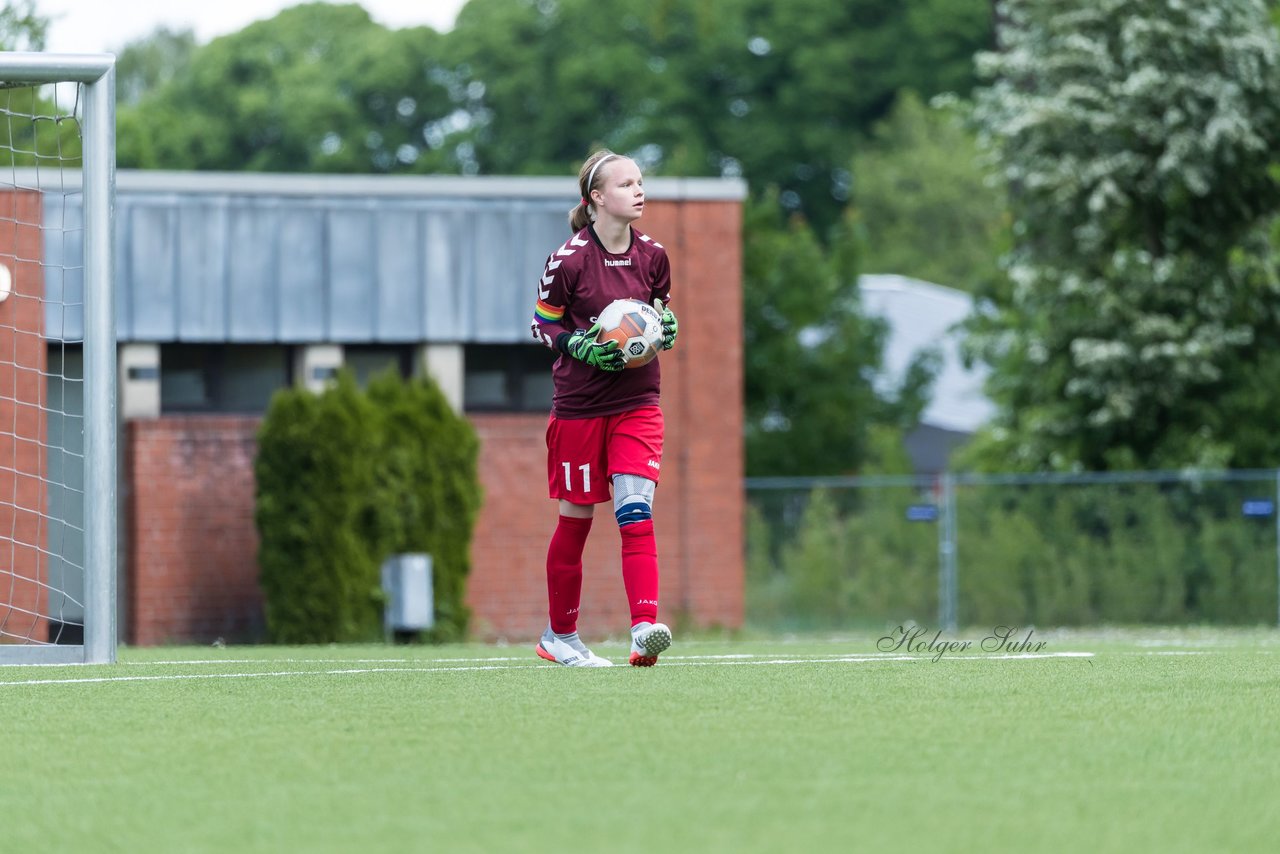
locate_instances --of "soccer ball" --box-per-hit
[595,298,663,368]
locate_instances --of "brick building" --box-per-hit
[3,171,746,645]
[0,189,53,645]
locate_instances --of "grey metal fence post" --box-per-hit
[938,473,958,631]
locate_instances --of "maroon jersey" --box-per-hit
[531,224,672,419]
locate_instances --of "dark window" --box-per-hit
[464,344,556,412]
[345,345,413,387]
[160,345,290,414]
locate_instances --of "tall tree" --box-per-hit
[115,0,993,214]
[743,193,936,476]
[444,0,992,231]
[115,27,198,106]
[117,3,458,173]
[850,89,1007,291]
[965,0,1280,471]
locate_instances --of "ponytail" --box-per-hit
[568,148,619,231]
[568,197,592,232]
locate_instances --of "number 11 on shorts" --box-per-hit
[563,461,591,493]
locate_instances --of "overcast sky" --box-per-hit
[42,0,468,54]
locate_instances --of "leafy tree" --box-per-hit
[0,0,46,51]
[850,89,1008,292]
[113,0,990,229]
[743,192,937,475]
[964,0,1280,471]
[117,3,458,173]
[446,0,992,230]
[115,0,993,224]
[115,27,198,106]
[0,2,79,170]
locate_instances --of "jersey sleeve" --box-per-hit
[650,246,672,308]
[530,249,575,349]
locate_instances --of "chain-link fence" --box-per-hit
[745,470,1280,632]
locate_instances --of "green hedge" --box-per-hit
[364,370,482,642]
[746,487,936,631]
[747,480,1279,630]
[956,482,1277,626]
[255,369,481,643]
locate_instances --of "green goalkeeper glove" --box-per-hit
[654,299,678,350]
[558,324,625,372]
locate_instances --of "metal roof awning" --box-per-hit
[29,170,745,344]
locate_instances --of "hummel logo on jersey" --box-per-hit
[604,258,632,267]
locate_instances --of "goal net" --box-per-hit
[0,55,115,665]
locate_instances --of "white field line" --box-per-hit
[0,651,1096,687]
[7,650,1072,670]
[0,651,1036,669]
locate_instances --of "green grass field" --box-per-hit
[3,628,1279,852]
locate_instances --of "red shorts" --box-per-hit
[546,406,664,504]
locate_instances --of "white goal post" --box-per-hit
[0,54,116,665]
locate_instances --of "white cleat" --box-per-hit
[535,628,613,667]
[629,622,672,667]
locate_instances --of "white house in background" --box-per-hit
[859,274,995,474]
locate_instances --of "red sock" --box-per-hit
[620,519,659,626]
[546,515,593,634]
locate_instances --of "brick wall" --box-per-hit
[0,190,49,643]
[123,197,744,644]
[126,417,264,645]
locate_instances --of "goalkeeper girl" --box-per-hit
[528,148,678,667]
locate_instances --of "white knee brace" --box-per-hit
[613,473,655,527]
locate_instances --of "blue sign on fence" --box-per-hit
[906,504,940,523]
[1242,499,1275,518]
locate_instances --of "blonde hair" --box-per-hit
[568,149,620,231]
